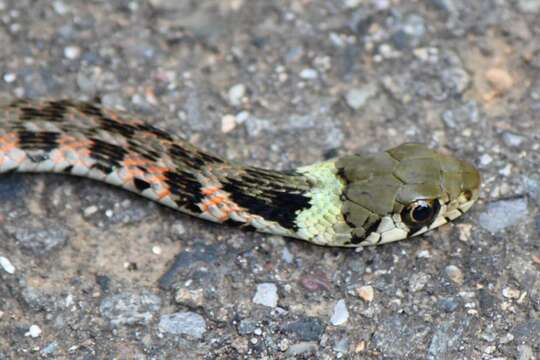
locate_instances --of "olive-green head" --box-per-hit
[335,143,480,246]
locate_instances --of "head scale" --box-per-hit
[335,143,480,246]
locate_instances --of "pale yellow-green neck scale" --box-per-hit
[294,143,480,247]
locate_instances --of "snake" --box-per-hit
[0,99,480,247]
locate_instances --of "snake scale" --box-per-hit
[0,99,480,247]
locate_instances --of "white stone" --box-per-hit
[221,114,237,133]
[299,68,318,79]
[64,45,81,60]
[330,299,349,326]
[228,84,246,107]
[345,84,378,110]
[3,73,16,83]
[253,283,278,308]
[0,256,15,274]
[25,325,42,338]
[158,312,206,339]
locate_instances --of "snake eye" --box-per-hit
[402,200,440,228]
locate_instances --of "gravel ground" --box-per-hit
[0,0,539,359]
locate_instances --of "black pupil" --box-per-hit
[412,203,433,222]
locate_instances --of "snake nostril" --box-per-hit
[463,190,473,201]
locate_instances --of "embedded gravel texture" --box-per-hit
[0,0,539,359]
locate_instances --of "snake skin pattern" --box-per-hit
[0,99,481,247]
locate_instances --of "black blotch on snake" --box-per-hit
[18,131,60,152]
[221,176,311,231]
[162,170,204,214]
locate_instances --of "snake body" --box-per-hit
[0,99,480,247]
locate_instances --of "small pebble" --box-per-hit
[334,337,349,353]
[479,153,493,166]
[330,299,349,326]
[3,72,16,83]
[438,297,460,313]
[228,84,246,107]
[171,222,186,236]
[355,341,366,352]
[499,164,512,177]
[286,342,318,356]
[414,47,439,62]
[40,341,58,356]
[237,319,257,335]
[502,287,521,299]
[52,1,69,14]
[409,272,430,292]
[356,285,374,302]
[299,68,318,80]
[83,205,98,217]
[499,333,514,344]
[0,256,15,274]
[345,0,362,7]
[175,288,204,307]
[158,312,206,339]
[25,325,42,338]
[278,338,289,352]
[253,283,279,308]
[524,176,540,206]
[445,265,464,285]
[282,247,294,264]
[345,84,378,110]
[100,291,161,326]
[502,132,526,147]
[416,249,431,258]
[456,223,473,242]
[485,68,514,93]
[221,114,237,133]
[64,45,81,60]
[236,111,249,124]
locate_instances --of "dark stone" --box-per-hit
[95,275,111,293]
[237,319,257,335]
[478,289,497,318]
[391,30,412,50]
[438,297,460,313]
[158,244,221,289]
[282,318,325,341]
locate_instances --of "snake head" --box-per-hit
[335,143,480,246]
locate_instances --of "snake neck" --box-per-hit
[204,159,347,245]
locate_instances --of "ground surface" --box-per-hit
[0,0,539,359]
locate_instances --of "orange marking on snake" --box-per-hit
[157,188,171,200]
[123,157,153,167]
[146,166,168,174]
[0,132,18,150]
[217,213,230,222]
[201,187,219,196]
